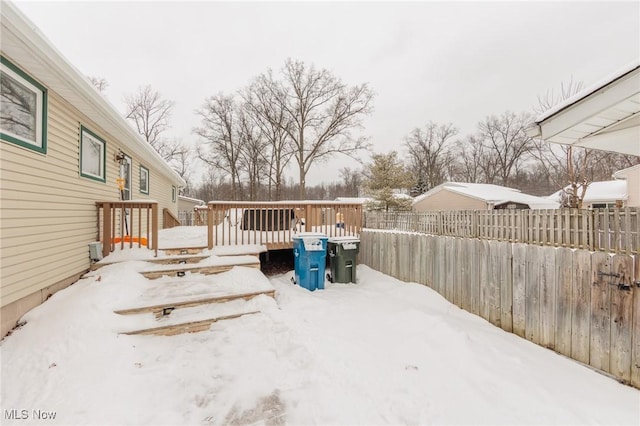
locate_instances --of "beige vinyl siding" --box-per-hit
[620,167,639,208]
[178,197,202,212]
[1,86,178,307]
[413,190,487,212]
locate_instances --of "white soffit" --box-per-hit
[535,65,640,156]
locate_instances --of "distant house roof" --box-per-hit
[613,163,640,179]
[1,2,185,187]
[178,195,205,205]
[414,182,560,209]
[393,193,413,200]
[527,60,640,156]
[548,180,628,204]
[334,197,369,204]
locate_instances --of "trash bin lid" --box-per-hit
[327,236,360,243]
[303,239,326,251]
[293,232,328,240]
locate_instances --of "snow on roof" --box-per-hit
[178,195,205,205]
[413,182,559,209]
[535,59,640,123]
[548,180,628,204]
[613,163,640,179]
[393,193,414,200]
[334,197,369,204]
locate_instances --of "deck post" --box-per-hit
[151,202,158,257]
[102,202,111,258]
[207,204,214,249]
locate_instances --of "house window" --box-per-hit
[140,165,149,194]
[80,126,106,182]
[119,154,132,200]
[591,203,617,209]
[0,55,47,153]
[172,186,177,203]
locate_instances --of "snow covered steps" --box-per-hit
[160,246,208,256]
[117,266,277,336]
[114,289,276,318]
[120,311,260,336]
[140,256,261,280]
[116,289,275,337]
[160,246,263,257]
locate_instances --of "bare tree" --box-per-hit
[477,111,534,186]
[194,165,232,202]
[534,77,584,115]
[263,59,374,199]
[242,77,295,200]
[87,76,108,94]
[237,110,268,200]
[194,94,244,200]
[405,121,457,194]
[125,85,174,149]
[339,167,363,197]
[450,135,493,183]
[171,146,195,196]
[123,85,191,174]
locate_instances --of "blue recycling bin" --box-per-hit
[292,233,328,291]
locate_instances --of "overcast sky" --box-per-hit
[14,1,640,186]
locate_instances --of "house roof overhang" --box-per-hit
[1,2,186,187]
[526,61,640,156]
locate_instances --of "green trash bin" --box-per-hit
[327,237,360,283]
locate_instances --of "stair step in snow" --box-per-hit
[114,289,276,318]
[144,254,209,265]
[140,261,261,280]
[120,311,259,336]
[90,253,209,271]
[160,247,207,256]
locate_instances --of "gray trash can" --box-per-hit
[327,237,359,283]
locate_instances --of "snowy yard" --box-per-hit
[1,228,639,425]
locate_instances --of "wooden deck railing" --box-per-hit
[206,201,363,250]
[364,208,640,254]
[163,208,181,229]
[96,201,158,258]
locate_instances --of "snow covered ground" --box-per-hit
[1,228,639,425]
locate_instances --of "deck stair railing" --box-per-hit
[163,208,181,229]
[206,201,363,250]
[96,201,158,258]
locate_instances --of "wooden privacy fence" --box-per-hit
[359,229,640,388]
[96,201,158,258]
[364,208,640,255]
[206,201,363,250]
